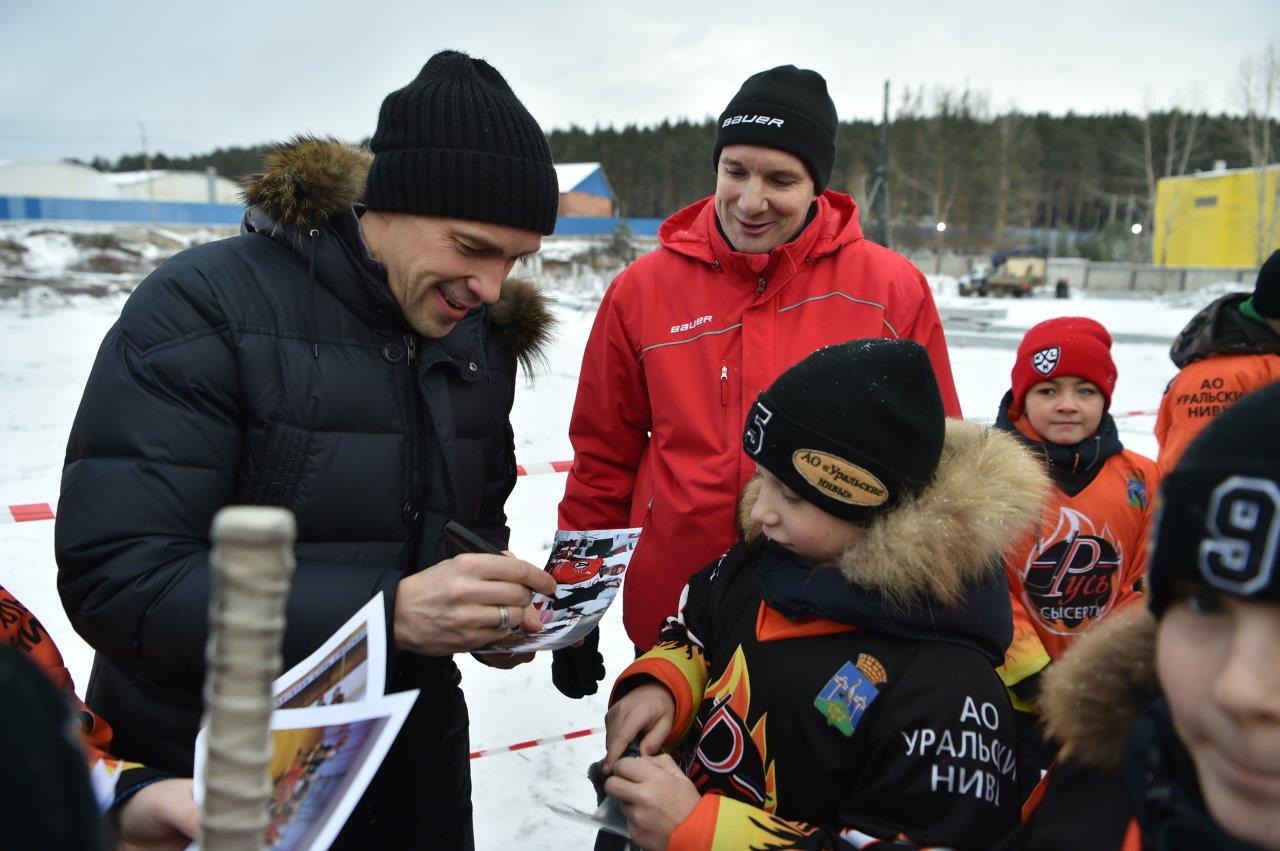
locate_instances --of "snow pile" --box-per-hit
[0,224,637,311]
[1160,280,1252,311]
[0,223,231,300]
[534,238,602,263]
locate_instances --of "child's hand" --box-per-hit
[604,753,701,851]
[116,777,199,850]
[604,682,676,772]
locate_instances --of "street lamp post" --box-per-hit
[933,221,947,273]
[1129,222,1144,289]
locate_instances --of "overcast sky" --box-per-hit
[3,0,1273,163]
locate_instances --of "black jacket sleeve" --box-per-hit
[55,265,401,690]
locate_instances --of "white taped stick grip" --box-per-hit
[199,507,297,850]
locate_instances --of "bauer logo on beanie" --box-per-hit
[713,64,838,192]
[1147,381,1280,616]
[743,339,944,522]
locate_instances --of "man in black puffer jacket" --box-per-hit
[55,51,559,849]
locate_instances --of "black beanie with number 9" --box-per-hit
[742,339,946,523]
[1147,380,1280,616]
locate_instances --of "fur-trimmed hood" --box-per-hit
[238,135,555,374]
[740,418,1049,608]
[1169,291,1280,369]
[1039,605,1160,770]
[240,135,374,231]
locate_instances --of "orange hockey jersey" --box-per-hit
[993,400,1159,706]
[1155,353,1280,476]
[1155,293,1280,476]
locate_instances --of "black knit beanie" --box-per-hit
[365,50,559,235]
[713,65,838,192]
[1148,380,1280,616]
[743,339,946,523]
[1250,249,1280,319]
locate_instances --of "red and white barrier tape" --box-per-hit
[515,460,574,476]
[2,503,55,524]
[1,412,1163,527]
[469,726,602,760]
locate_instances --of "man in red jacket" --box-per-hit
[553,65,961,694]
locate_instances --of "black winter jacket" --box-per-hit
[54,138,552,847]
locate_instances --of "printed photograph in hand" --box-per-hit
[476,527,641,654]
[256,693,416,851]
[272,594,386,709]
[275,627,368,709]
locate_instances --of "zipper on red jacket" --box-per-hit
[756,275,766,295]
[720,364,730,451]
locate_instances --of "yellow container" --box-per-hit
[1154,164,1280,267]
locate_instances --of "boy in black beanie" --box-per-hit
[599,339,1048,850]
[1001,379,1280,851]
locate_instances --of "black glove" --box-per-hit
[552,627,606,698]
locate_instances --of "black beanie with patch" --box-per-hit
[365,50,559,235]
[1249,249,1280,319]
[1148,380,1280,617]
[713,65,838,192]
[743,339,946,523]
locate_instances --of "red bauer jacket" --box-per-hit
[558,191,961,648]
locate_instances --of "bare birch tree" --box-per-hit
[1238,38,1280,264]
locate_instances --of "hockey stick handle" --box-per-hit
[199,507,297,850]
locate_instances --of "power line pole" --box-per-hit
[873,80,892,248]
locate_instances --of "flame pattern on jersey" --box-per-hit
[686,645,778,812]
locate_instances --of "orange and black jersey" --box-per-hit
[1155,293,1280,477]
[612,540,1019,851]
[1,585,113,759]
[0,584,165,810]
[992,397,1159,707]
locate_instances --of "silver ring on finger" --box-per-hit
[497,604,510,631]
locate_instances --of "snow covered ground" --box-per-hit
[0,283,1208,848]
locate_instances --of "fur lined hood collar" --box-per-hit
[740,418,1049,608]
[240,135,373,230]
[1039,606,1160,770]
[239,136,555,373]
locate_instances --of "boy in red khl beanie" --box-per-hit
[994,316,1161,804]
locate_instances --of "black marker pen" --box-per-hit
[443,520,504,556]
